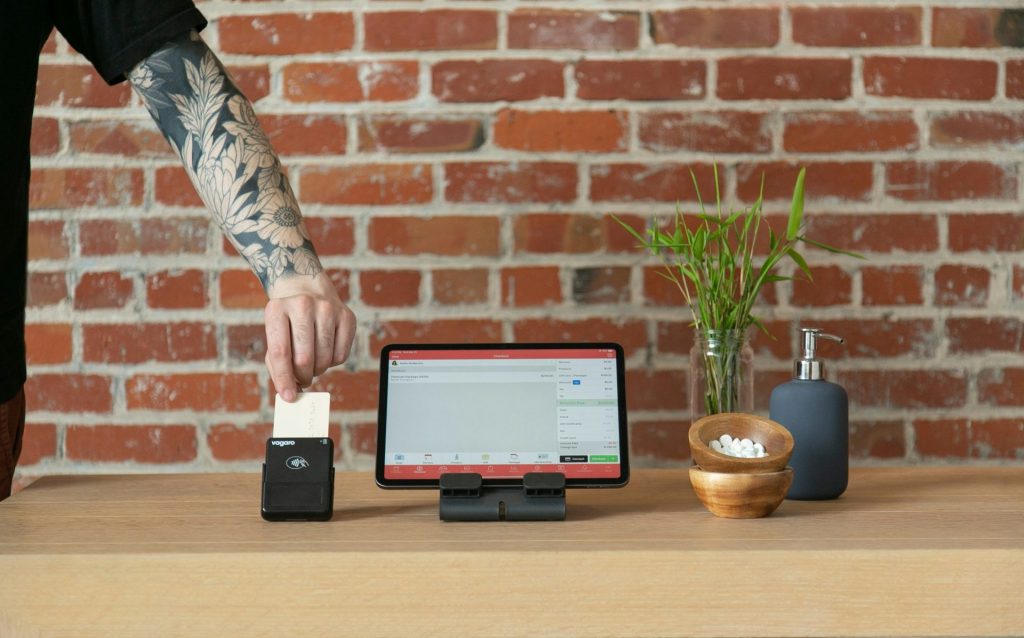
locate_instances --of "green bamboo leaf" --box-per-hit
[610,214,648,245]
[787,167,806,241]
[799,235,866,260]
[787,247,813,281]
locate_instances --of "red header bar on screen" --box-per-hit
[388,349,616,360]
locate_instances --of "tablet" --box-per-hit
[376,343,629,488]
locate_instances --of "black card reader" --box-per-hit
[261,437,335,521]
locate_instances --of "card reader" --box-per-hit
[261,437,335,521]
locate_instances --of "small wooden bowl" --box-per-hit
[689,412,794,473]
[689,466,793,519]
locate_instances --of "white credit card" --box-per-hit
[273,392,331,438]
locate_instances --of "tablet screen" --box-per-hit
[376,343,629,488]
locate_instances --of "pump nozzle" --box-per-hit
[796,328,844,380]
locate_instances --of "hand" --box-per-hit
[264,272,355,401]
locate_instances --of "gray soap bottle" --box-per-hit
[769,328,849,500]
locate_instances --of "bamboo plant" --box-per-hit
[615,166,862,415]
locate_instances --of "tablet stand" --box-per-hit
[438,472,566,522]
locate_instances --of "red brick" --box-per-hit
[369,320,503,359]
[605,213,649,254]
[864,57,997,100]
[24,374,112,413]
[757,370,793,412]
[283,61,419,102]
[155,167,203,207]
[737,162,873,202]
[934,265,990,307]
[260,114,347,156]
[126,373,261,412]
[369,216,499,257]
[348,422,378,456]
[227,325,266,363]
[862,266,924,306]
[27,221,68,261]
[218,13,354,54]
[979,368,1024,406]
[802,214,938,254]
[784,111,918,153]
[837,370,967,409]
[18,424,57,466]
[810,319,936,358]
[227,65,271,103]
[932,8,1002,47]
[513,213,605,254]
[885,161,1016,201]
[220,270,265,309]
[30,168,143,209]
[850,421,906,459]
[35,65,130,107]
[511,318,647,358]
[501,267,562,307]
[66,425,197,463]
[80,218,208,256]
[590,163,719,203]
[1013,266,1024,301]
[1009,61,1024,99]
[24,324,72,365]
[27,273,68,308]
[946,317,1024,354]
[656,321,694,357]
[432,269,489,305]
[207,423,273,461]
[360,270,421,307]
[73,272,134,310]
[626,369,687,411]
[630,420,690,462]
[306,371,379,411]
[575,60,705,101]
[68,120,171,157]
[508,10,639,50]
[445,162,576,203]
[946,216,1024,252]
[432,60,563,102]
[358,117,483,153]
[83,323,216,364]
[31,117,60,156]
[931,112,1024,149]
[643,265,686,308]
[971,420,1024,459]
[749,321,793,360]
[494,110,627,153]
[571,267,630,304]
[146,270,206,309]
[301,164,432,205]
[652,8,779,48]
[296,217,353,257]
[365,11,497,51]
[790,265,853,307]
[639,111,771,154]
[718,58,852,100]
[792,7,921,47]
[913,419,969,458]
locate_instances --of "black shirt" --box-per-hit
[0,1,206,403]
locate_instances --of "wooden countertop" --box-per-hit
[1,468,1022,637]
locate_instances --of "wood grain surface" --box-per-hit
[1,468,1022,637]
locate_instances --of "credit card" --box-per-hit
[272,392,331,438]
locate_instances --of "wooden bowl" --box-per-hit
[689,466,793,518]
[689,412,794,473]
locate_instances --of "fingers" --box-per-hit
[288,300,316,389]
[333,305,356,366]
[265,303,298,402]
[313,304,336,379]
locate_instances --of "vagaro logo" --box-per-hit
[286,456,310,469]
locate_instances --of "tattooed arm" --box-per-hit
[128,31,355,400]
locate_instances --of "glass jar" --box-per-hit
[689,329,754,420]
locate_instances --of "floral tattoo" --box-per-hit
[129,31,322,290]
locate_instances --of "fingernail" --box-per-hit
[283,389,296,401]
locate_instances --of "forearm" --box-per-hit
[128,31,322,294]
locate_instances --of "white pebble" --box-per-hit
[741,438,754,449]
[707,432,769,458]
[753,442,765,454]
[710,440,723,452]
[720,434,733,446]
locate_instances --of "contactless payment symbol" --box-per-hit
[286,456,310,469]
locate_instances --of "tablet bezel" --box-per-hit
[375,342,630,489]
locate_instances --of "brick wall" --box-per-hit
[19,1,1024,486]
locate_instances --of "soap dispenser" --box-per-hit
[769,328,849,500]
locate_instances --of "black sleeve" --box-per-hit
[52,0,207,85]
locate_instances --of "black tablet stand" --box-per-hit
[439,472,566,522]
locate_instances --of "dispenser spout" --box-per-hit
[796,328,844,380]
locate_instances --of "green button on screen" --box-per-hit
[589,455,618,463]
